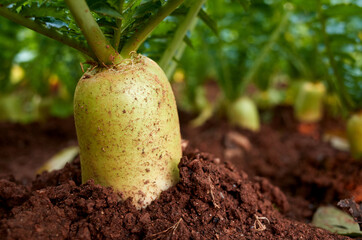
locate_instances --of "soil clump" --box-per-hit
[0,149,348,239]
[180,106,362,221]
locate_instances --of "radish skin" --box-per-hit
[227,97,260,132]
[346,113,362,160]
[294,82,325,123]
[74,55,182,209]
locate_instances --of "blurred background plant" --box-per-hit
[176,0,293,130]
[174,0,361,131]
[0,17,84,122]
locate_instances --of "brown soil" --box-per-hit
[0,108,360,239]
[180,106,362,222]
[0,150,348,239]
[0,118,77,183]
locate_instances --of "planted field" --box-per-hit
[0,0,361,239]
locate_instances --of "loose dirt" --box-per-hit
[180,106,362,221]
[0,150,348,239]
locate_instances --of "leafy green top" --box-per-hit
[1,0,194,62]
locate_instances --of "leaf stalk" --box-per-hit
[317,0,354,110]
[65,0,122,64]
[113,0,125,51]
[0,5,96,59]
[120,0,184,58]
[159,0,206,70]
[240,10,291,95]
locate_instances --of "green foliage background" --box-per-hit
[0,0,361,123]
[0,17,84,121]
[179,0,361,111]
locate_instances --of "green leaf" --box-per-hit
[96,18,118,29]
[49,98,74,117]
[1,0,28,7]
[312,206,362,237]
[106,0,120,10]
[87,0,123,19]
[198,9,218,36]
[39,17,68,30]
[329,34,357,45]
[133,0,162,18]
[124,0,143,11]
[233,0,251,11]
[333,52,356,63]
[151,19,178,36]
[19,5,67,19]
[324,4,362,18]
[183,35,194,49]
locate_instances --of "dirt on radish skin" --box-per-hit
[0,150,348,239]
[74,55,182,209]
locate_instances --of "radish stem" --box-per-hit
[317,0,354,110]
[159,0,205,70]
[165,42,187,79]
[65,0,122,64]
[120,0,184,58]
[113,0,125,51]
[240,10,290,95]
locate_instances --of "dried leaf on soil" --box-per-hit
[312,206,362,237]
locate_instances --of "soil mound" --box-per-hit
[0,150,347,239]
